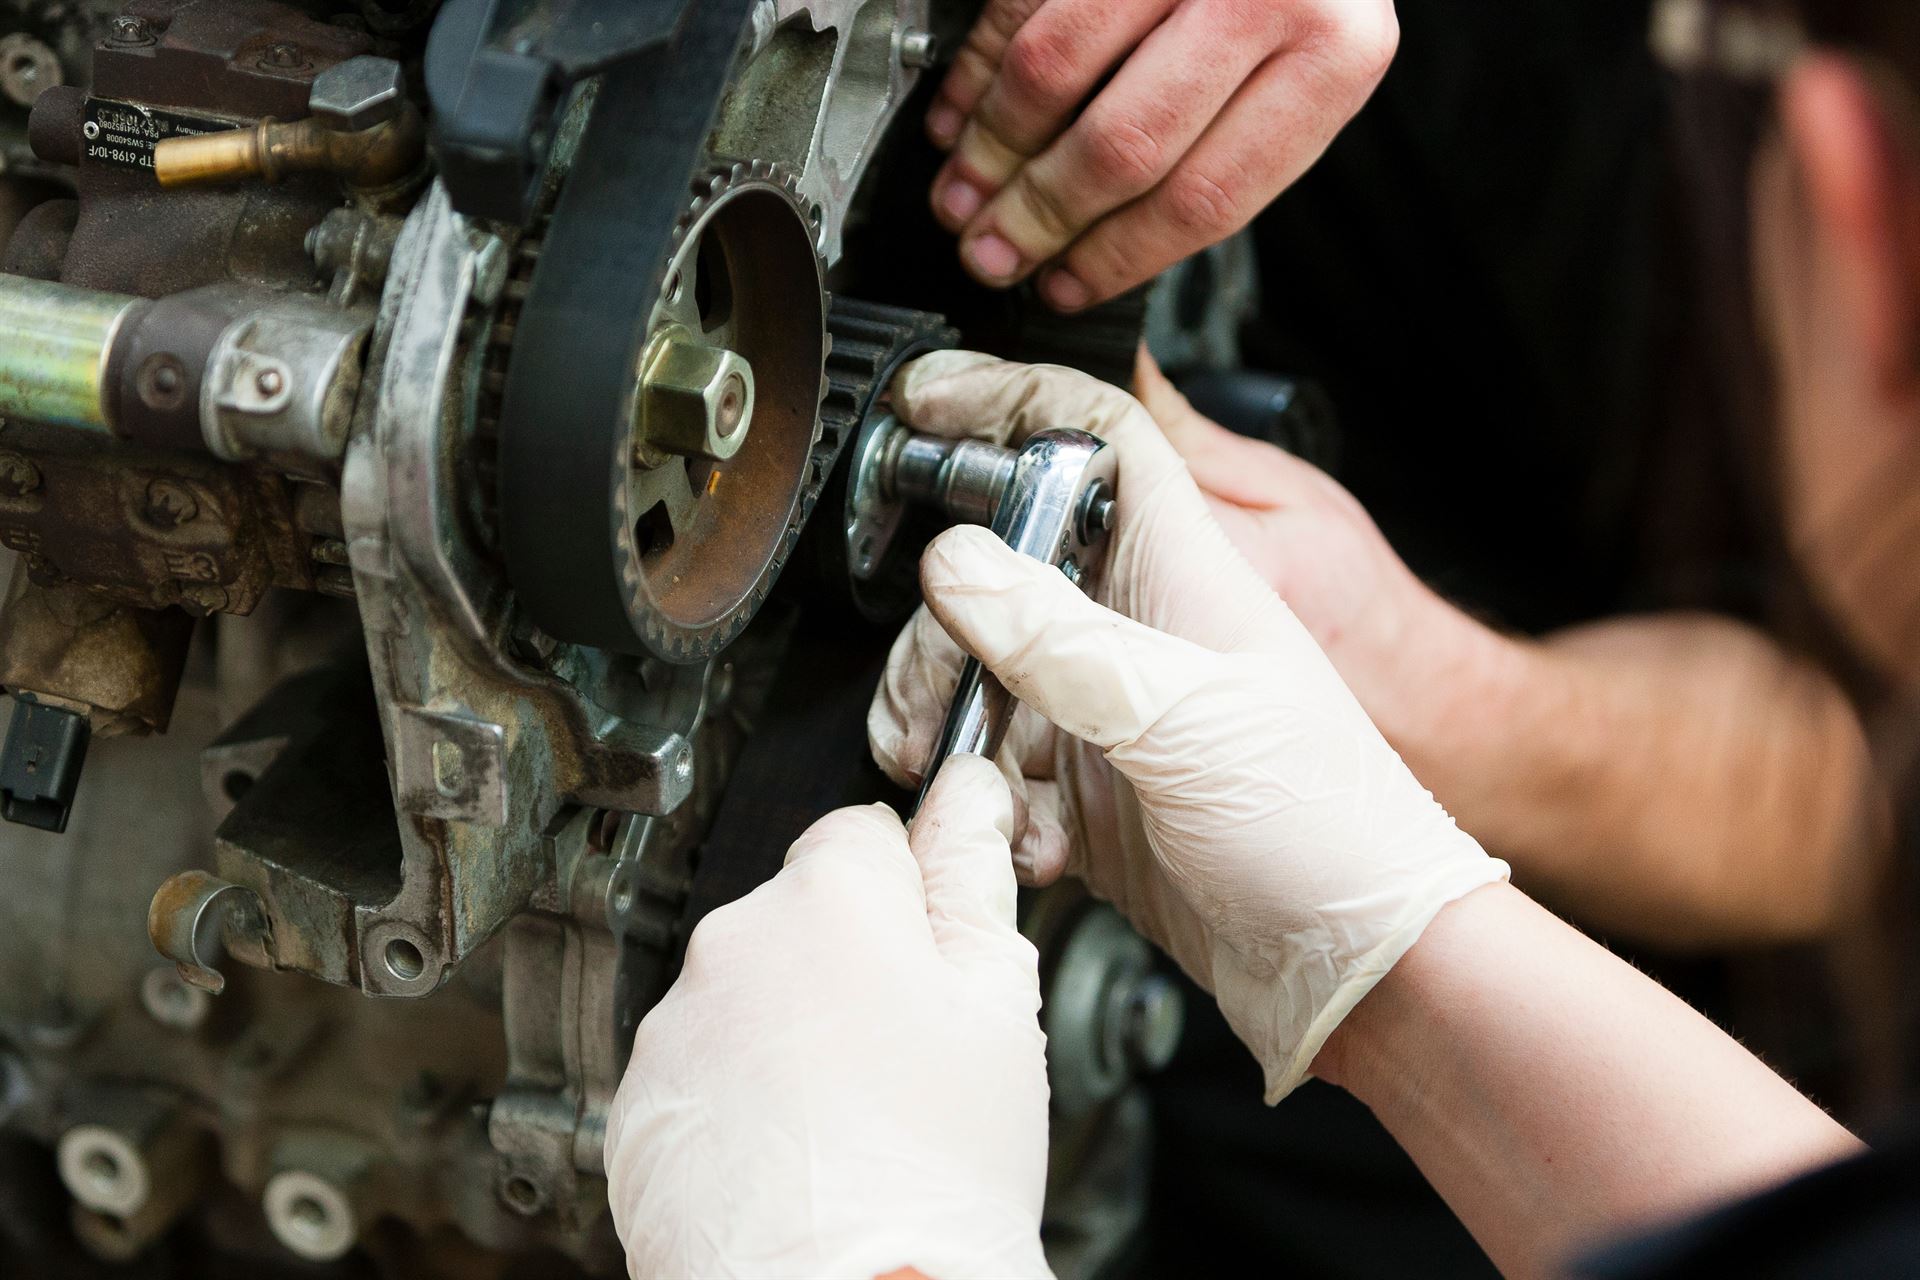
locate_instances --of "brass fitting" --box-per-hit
[635,327,757,463]
[152,107,424,193]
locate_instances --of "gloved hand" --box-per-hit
[868,351,1508,1101]
[603,755,1053,1280]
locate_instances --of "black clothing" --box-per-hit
[1583,1134,1920,1279]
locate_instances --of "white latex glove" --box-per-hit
[603,755,1053,1280]
[868,351,1508,1101]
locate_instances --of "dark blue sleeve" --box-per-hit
[1578,1133,1920,1280]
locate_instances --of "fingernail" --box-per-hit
[940,177,983,224]
[965,233,1023,282]
[927,103,963,147]
[1041,269,1091,312]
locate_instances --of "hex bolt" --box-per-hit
[899,29,938,68]
[635,327,757,463]
[307,55,406,132]
[0,451,41,498]
[261,42,304,70]
[143,479,198,528]
[254,367,284,397]
[106,16,153,46]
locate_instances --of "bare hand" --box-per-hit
[1133,351,1502,754]
[925,0,1398,310]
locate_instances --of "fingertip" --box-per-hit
[782,800,906,868]
[918,752,1017,844]
[920,523,1021,598]
[962,231,1026,284]
[935,174,985,228]
[1040,268,1092,312]
[926,100,964,149]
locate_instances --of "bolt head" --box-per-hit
[106,15,153,45]
[308,55,405,131]
[900,29,939,68]
[261,42,306,71]
[143,479,198,527]
[255,367,284,397]
[637,327,757,463]
[0,450,41,498]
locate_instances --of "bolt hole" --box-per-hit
[384,937,425,983]
[502,1174,541,1214]
[633,500,675,562]
[83,1149,121,1187]
[223,770,255,802]
[288,1193,329,1232]
[611,876,635,915]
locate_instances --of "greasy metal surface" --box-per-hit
[0,421,313,616]
[0,567,194,733]
[717,0,933,263]
[53,0,368,298]
[340,182,699,1006]
[199,293,372,474]
[0,672,545,1276]
[0,274,141,430]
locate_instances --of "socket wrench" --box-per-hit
[853,417,1119,809]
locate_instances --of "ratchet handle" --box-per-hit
[908,426,1118,813]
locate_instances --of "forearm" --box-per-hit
[1404,613,1880,947]
[1315,883,1862,1279]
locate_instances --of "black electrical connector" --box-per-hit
[0,698,90,834]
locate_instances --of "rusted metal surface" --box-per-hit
[0,567,194,734]
[0,421,313,615]
[39,3,363,298]
[0,1,379,623]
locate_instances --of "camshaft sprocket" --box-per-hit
[497,159,829,662]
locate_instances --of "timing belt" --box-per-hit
[496,0,755,654]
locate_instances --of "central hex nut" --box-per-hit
[635,326,756,464]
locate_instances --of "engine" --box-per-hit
[0,3,1183,1275]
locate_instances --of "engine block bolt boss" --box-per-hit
[634,325,757,463]
[143,479,198,528]
[0,451,41,498]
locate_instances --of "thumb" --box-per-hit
[920,525,1216,752]
[909,755,1032,992]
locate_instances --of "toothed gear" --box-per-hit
[496,159,831,662]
